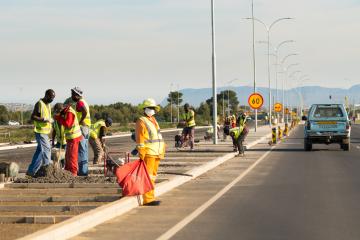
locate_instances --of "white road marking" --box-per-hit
[156,144,276,240]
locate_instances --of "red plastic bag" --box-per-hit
[115,160,154,196]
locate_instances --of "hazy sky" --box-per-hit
[0,0,359,105]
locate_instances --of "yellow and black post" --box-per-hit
[272,127,277,144]
[278,126,283,140]
[284,123,289,136]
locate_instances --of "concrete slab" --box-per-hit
[0,205,98,212]
[0,188,121,195]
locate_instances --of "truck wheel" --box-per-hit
[343,143,350,151]
[304,139,312,151]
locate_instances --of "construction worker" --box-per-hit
[89,118,113,164]
[71,87,91,176]
[135,98,165,206]
[54,103,83,176]
[180,103,196,150]
[229,112,249,156]
[230,110,237,128]
[27,89,55,177]
[52,103,66,149]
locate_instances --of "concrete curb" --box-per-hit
[0,126,211,152]
[17,131,271,240]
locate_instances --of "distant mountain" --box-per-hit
[161,84,360,109]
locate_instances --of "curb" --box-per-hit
[0,126,211,152]
[17,131,271,240]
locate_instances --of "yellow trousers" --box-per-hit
[143,156,160,204]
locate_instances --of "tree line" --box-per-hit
[0,90,244,126]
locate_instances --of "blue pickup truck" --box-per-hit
[302,104,351,151]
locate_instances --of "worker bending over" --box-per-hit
[54,103,83,176]
[229,112,249,156]
[135,98,165,206]
[89,118,113,164]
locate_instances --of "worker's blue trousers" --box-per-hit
[78,126,89,176]
[27,133,51,176]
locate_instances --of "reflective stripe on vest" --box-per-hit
[183,110,196,127]
[140,116,165,156]
[76,99,91,126]
[90,120,106,139]
[54,121,66,145]
[34,100,52,134]
[64,107,82,140]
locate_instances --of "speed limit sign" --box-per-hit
[274,103,283,112]
[248,93,264,110]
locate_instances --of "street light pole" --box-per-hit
[170,83,173,123]
[274,40,295,102]
[177,84,180,123]
[211,0,218,144]
[251,0,258,132]
[283,63,300,122]
[245,17,292,128]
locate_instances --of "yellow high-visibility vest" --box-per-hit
[64,107,82,140]
[34,100,52,134]
[138,116,165,156]
[90,120,106,139]
[53,121,66,145]
[182,110,196,127]
[76,98,91,127]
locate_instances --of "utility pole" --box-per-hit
[211,0,218,144]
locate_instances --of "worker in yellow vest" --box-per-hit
[71,87,91,176]
[27,89,55,177]
[89,118,113,164]
[229,112,249,156]
[180,103,196,150]
[54,103,83,176]
[135,98,165,206]
[52,103,66,149]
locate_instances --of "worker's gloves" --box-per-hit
[131,148,138,156]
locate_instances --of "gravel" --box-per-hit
[14,164,117,184]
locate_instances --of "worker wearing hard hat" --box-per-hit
[71,87,91,176]
[89,118,113,165]
[229,112,249,156]
[27,89,55,177]
[135,98,165,206]
[180,103,196,150]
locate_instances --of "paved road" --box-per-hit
[0,128,209,170]
[74,124,360,240]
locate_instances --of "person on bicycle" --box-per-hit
[180,103,196,150]
[230,111,249,156]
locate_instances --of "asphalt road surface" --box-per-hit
[170,125,360,240]
[75,124,360,240]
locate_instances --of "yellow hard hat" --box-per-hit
[140,98,161,112]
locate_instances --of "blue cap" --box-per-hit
[105,117,113,126]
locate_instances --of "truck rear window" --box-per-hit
[313,106,344,118]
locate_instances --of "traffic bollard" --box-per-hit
[272,128,277,144]
[284,123,289,136]
[278,126,283,140]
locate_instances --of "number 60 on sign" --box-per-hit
[248,93,264,110]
